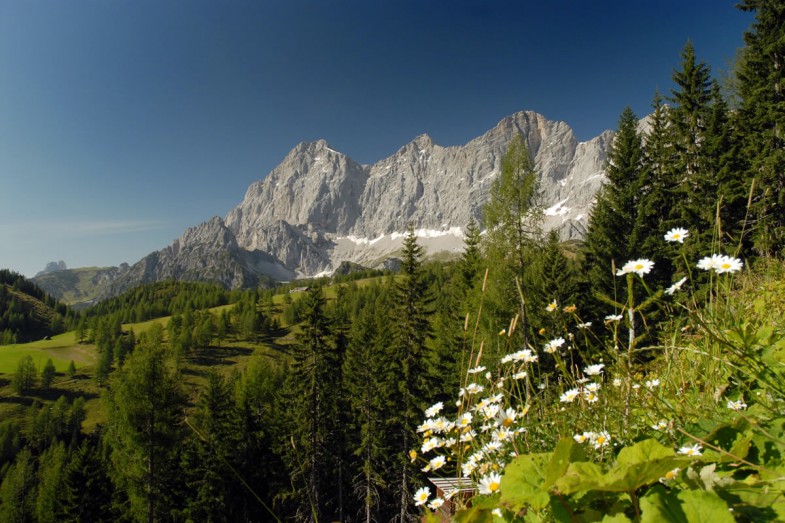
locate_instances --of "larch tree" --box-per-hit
[104,323,187,523]
[481,134,543,346]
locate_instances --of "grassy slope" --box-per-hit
[0,274,390,433]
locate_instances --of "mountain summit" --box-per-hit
[37,110,613,301]
[224,110,612,277]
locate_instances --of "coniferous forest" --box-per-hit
[1,2,785,521]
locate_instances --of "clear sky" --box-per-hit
[0,0,753,278]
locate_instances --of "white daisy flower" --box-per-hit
[727,399,747,411]
[677,444,702,456]
[427,497,444,510]
[478,472,502,495]
[665,277,688,295]
[414,486,431,506]
[560,388,580,403]
[544,337,565,354]
[617,259,655,277]
[584,363,605,376]
[425,401,444,418]
[592,431,611,449]
[664,227,689,243]
[715,255,743,274]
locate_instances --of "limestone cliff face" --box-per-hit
[225,111,612,277]
[101,216,294,298]
[65,110,614,299]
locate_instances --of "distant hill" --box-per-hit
[0,269,71,343]
[32,265,129,309]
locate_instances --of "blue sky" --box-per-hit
[0,1,753,277]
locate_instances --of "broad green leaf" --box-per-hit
[501,452,551,511]
[678,489,735,523]
[602,457,686,492]
[454,506,494,523]
[641,485,687,523]
[554,461,605,495]
[545,437,586,486]
[641,485,735,523]
[601,514,632,523]
[615,439,675,466]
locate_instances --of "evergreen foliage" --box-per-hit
[736,0,785,254]
[582,107,646,315]
[104,323,187,522]
[13,355,37,395]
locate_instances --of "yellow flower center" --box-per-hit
[596,435,607,445]
[489,482,500,492]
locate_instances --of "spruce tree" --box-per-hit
[57,438,116,522]
[278,285,342,522]
[582,107,646,316]
[390,226,433,522]
[181,371,242,522]
[342,303,391,522]
[667,41,726,257]
[736,0,785,254]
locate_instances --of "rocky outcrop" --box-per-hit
[54,110,614,300]
[225,111,612,277]
[100,216,295,298]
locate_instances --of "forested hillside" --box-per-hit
[0,270,78,344]
[1,2,784,521]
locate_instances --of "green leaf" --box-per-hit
[602,457,686,492]
[501,452,551,511]
[554,461,605,495]
[545,437,586,486]
[454,506,494,523]
[678,489,735,523]
[599,440,683,492]
[601,514,632,523]
[640,485,735,523]
[641,485,687,523]
[615,439,675,466]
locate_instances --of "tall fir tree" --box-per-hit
[278,285,343,522]
[390,226,433,522]
[736,0,785,255]
[342,302,393,522]
[667,41,719,256]
[181,371,243,522]
[57,438,117,522]
[581,107,646,316]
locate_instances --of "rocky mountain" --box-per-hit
[225,110,612,276]
[38,110,614,302]
[32,265,130,309]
